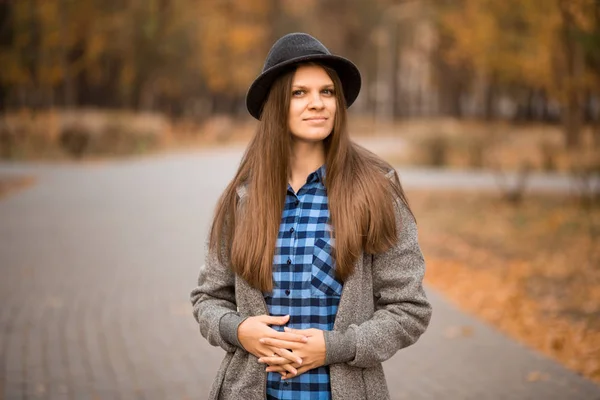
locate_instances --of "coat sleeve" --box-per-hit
[190,238,247,353]
[323,195,432,368]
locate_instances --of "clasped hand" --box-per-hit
[237,314,326,379]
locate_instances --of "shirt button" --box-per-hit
[289,227,295,233]
[285,289,290,295]
[286,259,291,265]
[284,381,289,386]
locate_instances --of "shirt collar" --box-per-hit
[307,164,326,184]
[237,165,327,200]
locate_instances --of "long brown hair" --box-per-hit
[209,62,412,292]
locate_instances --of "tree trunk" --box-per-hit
[59,0,75,108]
[27,0,39,110]
[483,75,496,121]
[434,35,464,118]
[563,93,583,148]
[391,21,402,118]
[540,90,554,122]
[0,2,12,110]
[559,0,584,149]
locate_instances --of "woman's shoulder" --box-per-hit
[355,147,409,211]
[352,141,396,179]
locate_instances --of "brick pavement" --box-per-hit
[1,149,599,399]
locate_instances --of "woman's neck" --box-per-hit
[289,140,325,193]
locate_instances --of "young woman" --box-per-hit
[191,33,432,400]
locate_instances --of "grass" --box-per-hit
[410,189,600,382]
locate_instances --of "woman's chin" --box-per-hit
[292,129,333,142]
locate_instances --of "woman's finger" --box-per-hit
[284,327,317,336]
[295,365,310,376]
[260,347,279,358]
[261,345,302,365]
[274,347,302,364]
[259,337,303,350]
[266,365,286,373]
[265,364,297,376]
[281,365,309,380]
[262,346,302,365]
[261,315,290,326]
[258,355,289,365]
[281,363,297,376]
[265,366,288,377]
[273,331,308,343]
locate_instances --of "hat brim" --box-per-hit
[246,54,361,120]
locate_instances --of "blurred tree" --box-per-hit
[194,0,271,115]
[570,0,600,147]
[436,0,599,148]
[0,1,14,110]
[0,0,597,132]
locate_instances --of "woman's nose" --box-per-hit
[309,93,324,109]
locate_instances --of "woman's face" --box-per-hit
[288,64,337,143]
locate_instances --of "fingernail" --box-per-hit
[303,336,308,342]
[284,327,290,331]
[297,358,302,365]
[292,368,297,374]
[258,358,264,363]
[259,339,265,343]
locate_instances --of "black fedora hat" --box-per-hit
[246,32,361,120]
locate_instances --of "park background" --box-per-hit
[0,0,599,398]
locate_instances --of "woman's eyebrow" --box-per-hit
[291,84,335,89]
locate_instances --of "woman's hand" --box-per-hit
[258,327,326,379]
[237,315,307,376]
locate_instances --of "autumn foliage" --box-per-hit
[0,0,598,151]
[413,190,600,382]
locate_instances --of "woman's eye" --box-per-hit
[322,89,334,95]
[292,90,304,96]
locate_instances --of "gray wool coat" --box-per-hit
[190,172,432,399]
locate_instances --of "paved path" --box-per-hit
[1,147,599,399]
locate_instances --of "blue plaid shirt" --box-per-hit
[265,165,341,400]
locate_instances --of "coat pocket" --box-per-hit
[311,237,343,297]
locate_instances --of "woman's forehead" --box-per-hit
[292,65,334,86]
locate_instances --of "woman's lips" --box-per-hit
[304,117,327,123]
